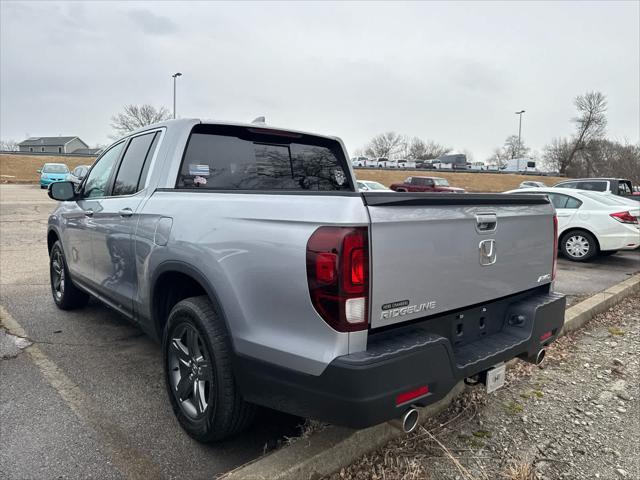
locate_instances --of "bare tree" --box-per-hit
[111,104,171,137]
[407,137,450,160]
[579,139,640,182]
[565,91,607,172]
[0,139,19,151]
[542,137,573,174]
[364,132,406,159]
[486,135,530,167]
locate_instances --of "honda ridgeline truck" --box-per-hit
[47,119,565,442]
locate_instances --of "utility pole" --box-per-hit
[172,72,182,119]
[514,110,525,159]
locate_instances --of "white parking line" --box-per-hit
[0,305,164,480]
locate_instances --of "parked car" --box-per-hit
[351,156,369,168]
[47,118,564,442]
[415,160,435,170]
[356,180,392,192]
[389,176,465,193]
[38,163,70,189]
[519,181,546,189]
[553,178,639,202]
[506,187,640,261]
[69,165,91,185]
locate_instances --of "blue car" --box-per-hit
[39,163,70,189]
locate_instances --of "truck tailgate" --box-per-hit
[363,193,555,329]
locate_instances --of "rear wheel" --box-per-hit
[560,230,597,262]
[49,240,90,309]
[163,296,255,442]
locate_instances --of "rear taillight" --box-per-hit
[610,211,639,224]
[306,226,369,332]
[552,214,558,281]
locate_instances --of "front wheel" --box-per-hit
[560,230,597,262]
[49,240,89,309]
[163,296,255,442]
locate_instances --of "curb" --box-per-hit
[561,274,639,335]
[223,274,640,480]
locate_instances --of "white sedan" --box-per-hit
[356,180,392,192]
[506,187,640,261]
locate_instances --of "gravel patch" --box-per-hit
[326,295,639,480]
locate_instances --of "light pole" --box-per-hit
[514,110,525,158]
[172,72,182,119]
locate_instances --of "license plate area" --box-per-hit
[486,363,506,394]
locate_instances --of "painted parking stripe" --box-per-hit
[0,305,164,480]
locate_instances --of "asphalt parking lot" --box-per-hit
[1,184,638,479]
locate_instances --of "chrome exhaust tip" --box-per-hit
[401,408,419,433]
[521,348,546,365]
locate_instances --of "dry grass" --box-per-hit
[1,153,566,192]
[354,169,567,193]
[0,154,96,183]
[501,461,536,480]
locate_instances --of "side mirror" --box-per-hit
[48,181,76,201]
[37,169,42,173]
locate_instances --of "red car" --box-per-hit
[389,176,466,193]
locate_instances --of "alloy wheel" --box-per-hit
[168,323,213,419]
[51,249,65,300]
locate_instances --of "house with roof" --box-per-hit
[18,136,89,154]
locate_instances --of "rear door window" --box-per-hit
[177,125,351,191]
[112,132,159,196]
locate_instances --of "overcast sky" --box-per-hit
[1,1,638,160]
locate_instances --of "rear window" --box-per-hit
[177,125,351,191]
[576,181,607,192]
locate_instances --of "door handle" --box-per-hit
[119,208,133,218]
[84,209,94,217]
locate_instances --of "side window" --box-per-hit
[112,132,158,196]
[83,142,125,198]
[425,178,434,186]
[547,193,568,209]
[577,181,606,192]
[619,182,632,195]
[565,196,582,209]
[556,182,576,189]
[137,133,160,191]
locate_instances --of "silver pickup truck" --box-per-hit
[47,119,565,442]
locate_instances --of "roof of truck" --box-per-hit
[128,118,339,142]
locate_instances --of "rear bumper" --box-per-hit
[599,229,640,251]
[235,290,566,428]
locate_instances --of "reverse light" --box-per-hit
[396,385,429,406]
[610,211,638,224]
[307,227,369,332]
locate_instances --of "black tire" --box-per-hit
[163,296,255,442]
[49,240,90,310]
[600,250,618,256]
[560,230,598,262]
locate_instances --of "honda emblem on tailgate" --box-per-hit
[479,239,497,266]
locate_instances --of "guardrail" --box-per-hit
[353,167,565,177]
[0,150,98,158]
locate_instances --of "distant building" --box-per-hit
[18,136,89,154]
